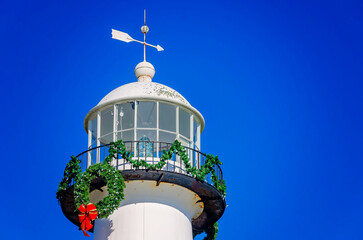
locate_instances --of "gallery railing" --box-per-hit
[75,140,223,185]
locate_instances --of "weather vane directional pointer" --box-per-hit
[112,10,164,62]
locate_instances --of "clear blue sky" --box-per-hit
[0,0,362,239]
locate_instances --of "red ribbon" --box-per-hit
[78,203,98,237]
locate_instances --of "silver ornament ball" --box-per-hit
[141,25,149,34]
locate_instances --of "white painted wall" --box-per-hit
[91,180,204,240]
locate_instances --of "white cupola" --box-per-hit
[84,60,205,162]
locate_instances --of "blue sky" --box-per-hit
[0,0,362,239]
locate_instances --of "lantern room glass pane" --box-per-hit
[100,133,113,145]
[159,131,176,144]
[91,117,97,140]
[179,109,190,139]
[101,107,113,138]
[193,120,199,144]
[117,130,134,142]
[137,130,156,157]
[117,102,134,131]
[159,103,176,132]
[180,136,191,148]
[137,102,156,128]
[137,130,156,141]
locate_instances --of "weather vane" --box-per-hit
[111,10,164,62]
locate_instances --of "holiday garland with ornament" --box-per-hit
[56,139,226,239]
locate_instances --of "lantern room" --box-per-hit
[83,61,204,167]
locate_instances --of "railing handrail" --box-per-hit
[76,140,206,158]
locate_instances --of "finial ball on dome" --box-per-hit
[134,61,155,82]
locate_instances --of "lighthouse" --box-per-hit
[57,15,226,240]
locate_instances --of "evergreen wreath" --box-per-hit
[57,139,226,239]
[73,161,125,219]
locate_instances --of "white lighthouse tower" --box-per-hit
[58,15,225,240]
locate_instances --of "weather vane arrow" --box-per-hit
[111,10,164,61]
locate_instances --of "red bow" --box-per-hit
[78,203,98,237]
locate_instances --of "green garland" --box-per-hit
[111,140,226,197]
[56,156,82,201]
[57,139,226,239]
[73,161,125,219]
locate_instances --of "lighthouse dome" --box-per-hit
[97,81,191,107]
[96,61,191,108]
